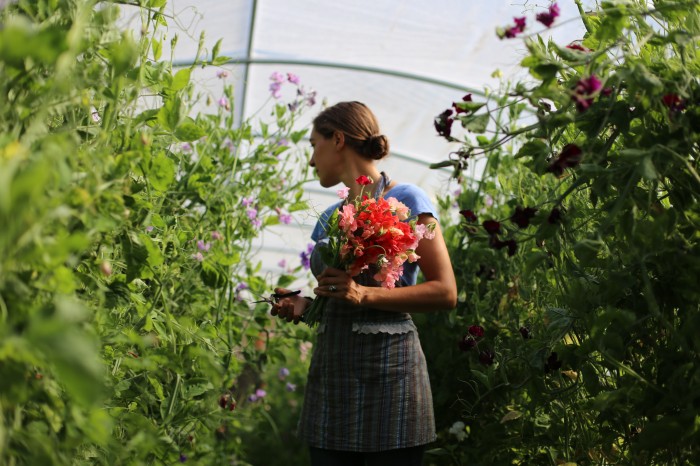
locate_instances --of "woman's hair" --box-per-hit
[312,101,390,160]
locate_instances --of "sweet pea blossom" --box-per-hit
[269,82,282,99]
[218,96,230,111]
[278,367,290,379]
[191,252,204,262]
[300,243,314,269]
[285,382,297,392]
[536,3,560,27]
[242,196,254,207]
[572,75,603,112]
[216,70,230,79]
[197,240,211,252]
[278,259,287,268]
[180,142,193,153]
[269,71,285,83]
[337,186,350,199]
[355,175,373,186]
[287,72,300,85]
[503,16,527,39]
[211,230,223,240]
[279,212,293,224]
[246,208,258,220]
[146,225,155,232]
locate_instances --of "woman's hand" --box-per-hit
[314,267,365,306]
[270,287,310,324]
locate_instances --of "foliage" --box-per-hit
[0,0,315,464]
[420,0,700,464]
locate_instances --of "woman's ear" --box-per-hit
[333,131,345,150]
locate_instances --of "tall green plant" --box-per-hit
[420,1,700,464]
[0,1,314,464]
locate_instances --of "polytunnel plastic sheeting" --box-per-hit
[127,0,593,280]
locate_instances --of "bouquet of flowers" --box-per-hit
[303,175,435,326]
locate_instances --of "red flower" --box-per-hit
[547,144,583,176]
[503,16,527,38]
[458,335,477,352]
[355,175,373,186]
[536,3,560,28]
[483,220,501,235]
[460,209,477,223]
[661,93,686,112]
[510,206,538,228]
[452,94,473,113]
[566,42,591,52]
[572,75,602,112]
[434,109,455,139]
[468,325,485,338]
[479,350,495,366]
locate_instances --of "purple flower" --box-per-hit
[279,213,293,224]
[305,89,317,107]
[179,453,187,463]
[197,240,211,252]
[211,230,223,240]
[180,142,193,153]
[300,243,314,269]
[278,367,290,379]
[278,259,287,268]
[287,72,300,85]
[503,16,527,39]
[246,208,258,220]
[218,96,230,110]
[222,138,235,152]
[536,3,560,28]
[146,225,154,232]
[572,75,603,112]
[247,394,258,402]
[216,70,230,79]
[235,282,248,301]
[191,252,204,262]
[255,388,267,398]
[242,196,254,207]
[269,71,285,83]
[285,382,297,392]
[269,82,282,99]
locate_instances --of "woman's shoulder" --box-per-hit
[386,183,438,220]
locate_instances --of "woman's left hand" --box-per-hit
[314,267,364,305]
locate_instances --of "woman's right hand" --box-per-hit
[270,287,310,324]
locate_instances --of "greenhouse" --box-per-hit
[1,0,699,465]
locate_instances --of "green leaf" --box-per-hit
[459,113,489,133]
[148,152,175,191]
[171,68,191,92]
[174,120,206,141]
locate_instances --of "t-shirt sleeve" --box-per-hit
[390,184,440,223]
[311,201,342,242]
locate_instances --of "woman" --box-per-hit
[271,101,457,466]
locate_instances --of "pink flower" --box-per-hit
[218,96,230,111]
[146,225,154,232]
[216,70,230,79]
[246,208,258,220]
[337,186,350,199]
[197,240,211,252]
[387,197,410,221]
[278,259,287,268]
[279,213,293,224]
[269,71,285,83]
[339,204,358,233]
[191,252,204,262]
[269,82,282,99]
[355,175,373,186]
[211,230,223,240]
[251,218,262,228]
[242,196,254,207]
[287,72,300,85]
[536,3,560,28]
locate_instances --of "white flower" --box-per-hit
[448,421,467,442]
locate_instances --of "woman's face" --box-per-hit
[309,128,342,187]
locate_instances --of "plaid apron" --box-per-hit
[297,250,436,451]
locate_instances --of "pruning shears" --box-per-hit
[251,290,301,305]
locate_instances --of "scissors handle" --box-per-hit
[273,290,301,300]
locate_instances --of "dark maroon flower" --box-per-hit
[572,75,603,112]
[460,209,478,223]
[479,350,495,366]
[536,3,560,27]
[458,335,478,352]
[544,352,562,373]
[434,109,455,139]
[519,326,531,339]
[483,220,501,235]
[476,265,497,280]
[503,16,527,39]
[601,87,613,97]
[505,239,517,257]
[661,93,686,112]
[547,207,562,224]
[452,94,474,113]
[510,206,538,228]
[489,237,518,256]
[218,395,228,409]
[547,144,583,176]
[468,325,485,338]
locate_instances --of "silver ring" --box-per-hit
[328,285,337,292]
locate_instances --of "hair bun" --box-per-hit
[363,134,390,160]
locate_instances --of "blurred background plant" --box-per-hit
[0,0,315,463]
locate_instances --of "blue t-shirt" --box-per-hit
[310,184,438,287]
